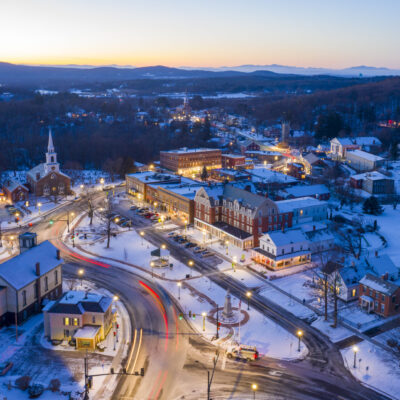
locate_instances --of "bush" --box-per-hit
[49,378,61,392]
[15,375,31,391]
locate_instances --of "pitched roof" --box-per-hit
[0,241,62,290]
[223,184,267,208]
[284,184,329,198]
[360,274,399,296]
[46,290,112,314]
[346,149,383,162]
[276,197,326,213]
[3,180,28,192]
[262,229,309,247]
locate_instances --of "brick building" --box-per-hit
[2,180,29,203]
[359,274,400,317]
[221,154,246,169]
[26,129,71,197]
[160,148,222,175]
[194,184,292,249]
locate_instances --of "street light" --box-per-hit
[225,240,229,255]
[246,291,252,311]
[100,177,105,186]
[352,345,359,368]
[188,260,194,277]
[150,261,154,278]
[161,244,166,250]
[10,235,14,250]
[184,219,188,235]
[140,231,145,246]
[202,312,207,331]
[177,281,182,300]
[78,268,84,288]
[251,383,258,400]
[113,295,119,302]
[38,202,42,214]
[297,329,303,352]
[232,256,237,272]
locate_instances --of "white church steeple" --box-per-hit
[44,128,60,174]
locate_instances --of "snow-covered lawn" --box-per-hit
[341,341,400,400]
[311,317,353,343]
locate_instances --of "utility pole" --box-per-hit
[84,351,89,400]
[216,305,219,339]
[207,350,219,400]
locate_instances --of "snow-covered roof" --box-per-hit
[223,184,268,209]
[47,290,112,314]
[3,180,28,192]
[353,137,382,146]
[27,163,70,182]
[346,149,383,162]
[359,274,399,296]
[276,197,326,213]
[247,167,297,183]
[351,171,391,181]
[0,241,62,290]
[283,184,330,198]
[222,154,246,159]
[74,325,101,339]
[126,171,180,183]
[161,147,220,154]
[261,229,309,247]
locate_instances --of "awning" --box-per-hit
[74,325,100,340]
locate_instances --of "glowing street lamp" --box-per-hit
[297,329,303,352]
[251,383,258,399]
[177,281,182,299]
[188,260,194,277]
[100,177,105,186]
[202,312,207,331]
[246,291,252,310]
[161,244,166,250]
[150,261,155,278]
[113,295,119,302]
[184,219,188,234]
[352,345,359,368]
[10,235,14,250]
[38,202,42,214]
[140,231,145,245]
[78,268,84,287]
[232,256,237,272]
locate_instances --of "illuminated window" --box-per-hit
[64,317,70,326]
[73,318,79,326]
[352,289,356,297]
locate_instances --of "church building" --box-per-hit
[27,129,71,197]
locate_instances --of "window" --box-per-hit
[381,304,385,313]
[352,288,356,297]
[22,290,27,306]
[55,270,58,285]
[291,247,294,253]
[64,317,70,326]
[92,316,96,324]
[392,296,396,303]
[45,276,48,291]
[381,294,385,301]
[73,318,79,326]
[281,249,285,255]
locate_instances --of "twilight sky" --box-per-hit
[1,0,399,68]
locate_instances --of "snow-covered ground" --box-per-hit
[341,341,400,400]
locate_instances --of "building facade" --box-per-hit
[160,148,222,174]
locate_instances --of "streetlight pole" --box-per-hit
[216,305,219,339]
[246,291,252,311]
[251,383,258,399]
[177,282,181,299]
[140,231,144,246]
[188,260,194,277]
[297,330,303,352]
[353,345,359,368]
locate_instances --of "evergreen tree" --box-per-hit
[201,165,208,181]
[363,196,383,215]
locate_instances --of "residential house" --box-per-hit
[2,180,29,203]
[251,230,311,270]
[0,241,63,327]
[43,290,114,350]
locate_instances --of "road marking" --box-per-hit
[132,328,143,372]
[147,371,162,400]
[126,329,137,372]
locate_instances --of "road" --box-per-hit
[3,192,392,399]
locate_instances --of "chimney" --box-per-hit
[35,262,40,276]
[375,250,378,258]
[56,249,61,260]
[383,272,389,281]
[313,225,316,231]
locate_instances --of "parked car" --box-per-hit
[168,232,177,237]
[201,251,213,258]
[185,242,196,248]
[193,246,206,253]
[178,237,187,244]
[121,221,132,228]
[130,205,137,210]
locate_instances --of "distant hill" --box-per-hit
[0,62,280,87]
[182,64,400,77]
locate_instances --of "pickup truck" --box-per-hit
[226,345,259,361]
